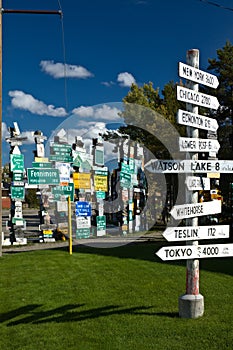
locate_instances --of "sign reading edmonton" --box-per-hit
[156,243,233,261]
[170,200,221,220]
[177,86,220,110]
[178,62,219,88]
[163,225,229,242]
[145,159,233,173]
[177,109,218,132]
[179,137,220,152]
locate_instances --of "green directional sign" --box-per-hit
[13,172,24,181]
[32,162,52,168]
[27,168,60,185]
[76,228,90,239]
[96,191,106,199]
[120,172,131,188]
[10,154,24,172]
[49,155,73,163]
[11,186,25,200]
[97,215,106,231]
[52,183,74,201]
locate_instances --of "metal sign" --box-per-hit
[179,137,220,153]
[32,162,52,168]
[52,183,74,201]
[10,154,24,172]
[27,168,60,185]
[11,186,25,200]
[170,200,221,220]
[163,224,229,242]
[185,176,210,191]
[177,86,220,110]
[145,159,233,173]
[178,62,219,88]
[177,109,218,132]
[156,243,233,261]
[75,201,91,217]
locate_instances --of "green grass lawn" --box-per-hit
[0,242,233,350]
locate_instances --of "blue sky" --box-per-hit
[2,0,233,166]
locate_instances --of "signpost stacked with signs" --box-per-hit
[154,50,233,319]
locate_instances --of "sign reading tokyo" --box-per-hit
[177,86,220,110]
[178,62,219,88]
[179,137,220,152]
[156,243,233,261]
[163,225,229,242]
[145,159,233,173]
[177,109,218,132]
[170,200,221,220]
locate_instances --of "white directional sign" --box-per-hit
[179,137,220,153]
[145,159,233,173]
[177,109,218,132]
[178,62,219,88]
[177,86,220,110]
[185,176,210,191]
[163,225,229,242]
[156,243,233,261]
[170,200,221,220]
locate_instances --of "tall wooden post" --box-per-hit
[0,1,3,257]
[178,49,204,318]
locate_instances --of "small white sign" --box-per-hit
[178,62,219,88]
[177,86,220,110]
[163,224,229,242]
[156,243,233,261]
[185,176,210,191]
[177,109,218,131]
[179,137,220,153]
[170,200,221,220]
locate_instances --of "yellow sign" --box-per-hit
[94,175,108,191]
[34,157,49,162]
[73,173,91,189]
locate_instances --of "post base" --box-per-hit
[178,294,204,319]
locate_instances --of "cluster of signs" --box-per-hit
[155,60,233,261]
[26,140,108,239]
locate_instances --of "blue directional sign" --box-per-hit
[75,201,92,217]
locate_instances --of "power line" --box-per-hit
[199,0,233,12]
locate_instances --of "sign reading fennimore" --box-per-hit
[156,243,233,261]
[27,168,60,185]
[177,86,220,110]
[170,200,221,220]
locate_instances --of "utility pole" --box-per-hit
[0,3,62,256]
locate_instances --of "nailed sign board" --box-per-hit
[178,62,219,88]
[177,86,220,110]
[156,243,233,261]
[179,137,220,152]
[185,176,210,191]
[177,109,218,132]
[27,168,60,185]
[170,200,221,220]
[145,159,233,173]
[163,224,229,242]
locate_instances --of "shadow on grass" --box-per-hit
[1,303,179,326]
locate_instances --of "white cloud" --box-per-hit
[40,60,94,79]
[9,90,67,117]
[117,72,136,87]
[101,81,115,87]
[72,104,122,122]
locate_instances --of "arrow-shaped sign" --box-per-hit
[177,109,218,132]
[170,200,221,220]
[156,243,233,261]
[177,86,220,110]
[163,225,229,242]
[178,62,219,88]
[144,159,233,173]
[185,176,210,191]
[179,137,220,152]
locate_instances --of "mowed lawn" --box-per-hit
[0,242,233,350]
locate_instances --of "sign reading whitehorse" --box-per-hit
[170,200,221,220]
[27,168,60,185]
